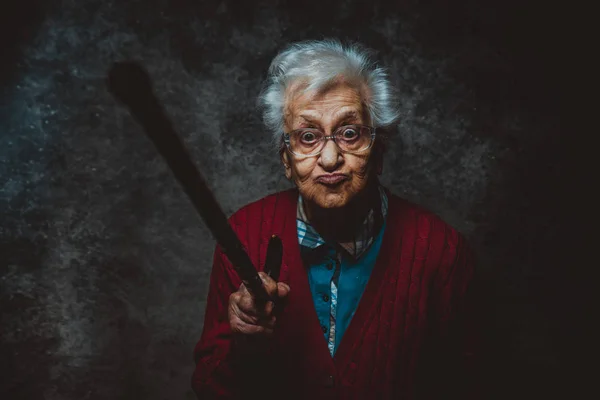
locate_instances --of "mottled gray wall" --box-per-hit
[1,0,576,399]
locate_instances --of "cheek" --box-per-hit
[291,158,317,181]
[349,156,371,178]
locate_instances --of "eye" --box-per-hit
[341,127,358,140]
[300,130,319,143]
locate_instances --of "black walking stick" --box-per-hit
[106,61,282,300]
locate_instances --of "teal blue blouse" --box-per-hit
[302,221,386,355]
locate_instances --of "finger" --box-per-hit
[230,292,277,322]
[233,290,274,319]
[258,271,279,298]
[237,282,250,296]
[263,300,275,315]
[231,320,273,336]
[230,301,259,325]
[244,313,276,330]
[230,302,276,331]
[277,282,291,298]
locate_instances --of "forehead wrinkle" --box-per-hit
[294,108,362,132]
[298,113,322,123]
[301,107,360,120]
[285,83,366,129]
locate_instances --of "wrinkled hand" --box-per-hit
[228,272,290,336]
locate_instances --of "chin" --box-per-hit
[314,194,348,209]
[311,187,356,209]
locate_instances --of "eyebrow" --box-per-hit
[335,110,359,122]
[298,114,319,125]
[298,110,361,126]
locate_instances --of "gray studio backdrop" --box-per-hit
[1,0,565,399]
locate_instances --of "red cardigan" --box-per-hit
[191,188,478,399]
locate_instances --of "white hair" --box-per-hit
[258,39,401,143]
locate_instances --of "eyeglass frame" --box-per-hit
[282,124,377,158]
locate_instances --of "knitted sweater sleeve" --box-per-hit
[190,245,244,399]
[190,194,290,399]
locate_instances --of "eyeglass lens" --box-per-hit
[288,125,372,155]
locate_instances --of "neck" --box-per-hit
[303,180,379,242]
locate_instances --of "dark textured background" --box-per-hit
[1,0,580,399]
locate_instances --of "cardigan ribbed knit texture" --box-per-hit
[191,188,477,400]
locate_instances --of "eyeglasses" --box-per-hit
[283,124,376,157]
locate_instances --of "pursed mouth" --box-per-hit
[315,174,348,185]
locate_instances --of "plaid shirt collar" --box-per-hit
[296,185,388,260]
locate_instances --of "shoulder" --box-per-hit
[384,187,464,248]
[383,187,474,282]
[228,188,298,230]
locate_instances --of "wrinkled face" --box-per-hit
[281,82,381,210]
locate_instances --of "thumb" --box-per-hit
[276,282,291,298]
[258,271,278,298]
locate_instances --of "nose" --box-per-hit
[318,138,342,171]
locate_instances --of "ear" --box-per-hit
[281,151,292,180]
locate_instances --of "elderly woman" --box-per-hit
[191,40,478,399]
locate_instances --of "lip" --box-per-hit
[315,174,348,185]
